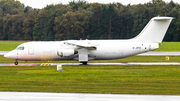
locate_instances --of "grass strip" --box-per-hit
[156,42,180,51]
[0,41,24,51]
[0,65,180,95]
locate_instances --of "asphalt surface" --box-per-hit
[0,51,9,55]
[0,92,180,101]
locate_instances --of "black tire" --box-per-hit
[15,61,18,65]
[82,62,87,65]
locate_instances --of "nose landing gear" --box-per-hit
[15,60,18,65]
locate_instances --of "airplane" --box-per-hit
[4,17,173,65]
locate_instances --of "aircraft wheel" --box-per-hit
[82,62,87,65]
[15,61,18,65]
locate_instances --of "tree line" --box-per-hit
[0,0,180,41]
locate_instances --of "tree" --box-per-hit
[0,17,3,39]
[130,4,149,38]
[10,14,24,40]
[2,14,12,40]
[23,13,36,40]
[172,10,180,41]
[34,4,69,41]
[1,0,180,41]
[0,0,24,16]
[54,9,93,40]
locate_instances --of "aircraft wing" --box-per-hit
[76,44,97,50]
[66,41,98,50]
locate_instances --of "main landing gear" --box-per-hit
[81,62,88,65]
[14,60,18,65]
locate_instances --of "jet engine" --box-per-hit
[57,49,78,57]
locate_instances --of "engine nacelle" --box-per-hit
[57,49,78,57]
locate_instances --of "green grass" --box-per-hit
[0,41,25,51]
[0,65,180,95]
[0,41,180,51]
[156,42,180,51]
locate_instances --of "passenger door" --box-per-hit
[28,44,34,55]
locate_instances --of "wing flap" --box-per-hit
[66,41,98,50]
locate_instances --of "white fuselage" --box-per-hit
[5,40,159,62]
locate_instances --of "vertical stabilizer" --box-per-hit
[132,17,173,43]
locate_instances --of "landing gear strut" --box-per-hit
[15,60,18,65]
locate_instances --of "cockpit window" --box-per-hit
[16,46,24,50]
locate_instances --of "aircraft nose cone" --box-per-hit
[4,51,17,60]
[4,53,10,58]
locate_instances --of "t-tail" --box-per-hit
[132,17,173,43]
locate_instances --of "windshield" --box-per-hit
[16,46,24,50]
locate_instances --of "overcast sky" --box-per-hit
[18,0,180,9]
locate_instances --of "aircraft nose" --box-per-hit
[4,53,10,58]
[4,51,17,60]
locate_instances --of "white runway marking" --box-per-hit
[0,92,180,101]
[137,52,180,56]
[52,62,180,66]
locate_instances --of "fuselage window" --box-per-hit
[16,46,24,50]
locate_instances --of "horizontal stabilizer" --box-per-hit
[153,17,174,21]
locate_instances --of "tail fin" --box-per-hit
[132,17,173,43]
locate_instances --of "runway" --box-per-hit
[137,51,180,56]
[53,62,180,66]
[1,51,180,56]
[0,92,180,101]
[0,51,9,55]
[1,62,180,66]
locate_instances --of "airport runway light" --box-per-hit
[166,56,169,60]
